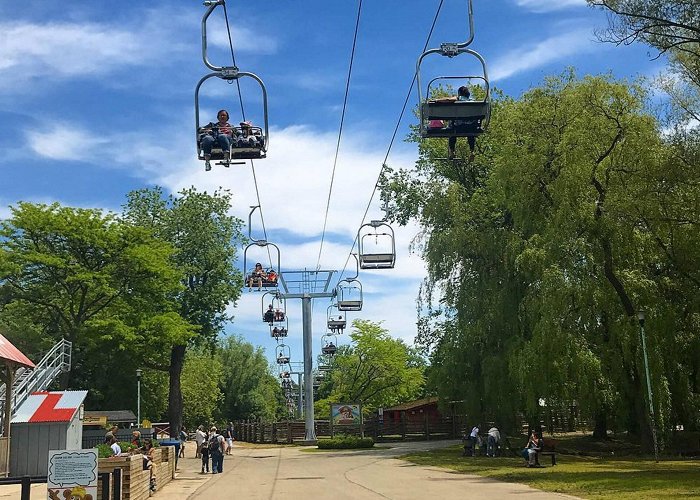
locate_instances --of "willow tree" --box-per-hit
[383,72,699,447]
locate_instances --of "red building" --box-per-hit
[383,397,443,424]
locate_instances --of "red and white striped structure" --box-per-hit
[11,391,87,424]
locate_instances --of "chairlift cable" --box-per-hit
[222,2,246,122]
[315,0,364,271]
[338,0,445,281]
[222,2,273,269]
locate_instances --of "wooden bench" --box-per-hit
[536,438,558,466]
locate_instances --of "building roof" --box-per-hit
[384,396,439,412]
[84,410,137,424]
[0,334,35,369]
[12,390,87,424]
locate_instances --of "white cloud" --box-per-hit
[23,118,428,354]
[207,25,277,55]
[0,8,276,90]
[513,0,587,12]
[26,124,110,161]
[490,29,596,81]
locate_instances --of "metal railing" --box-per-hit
[0,339,72,421]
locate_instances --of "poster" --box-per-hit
[331,403,361,425]
[47,449,98,500]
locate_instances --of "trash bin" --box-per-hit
[159,440,180,467]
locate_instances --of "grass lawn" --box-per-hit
[402,445,700,499]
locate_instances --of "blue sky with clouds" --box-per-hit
[0,0,665,366]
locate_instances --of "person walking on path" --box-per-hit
[208,426,226,474]
[200,430,210,474]
[224,423,234,455]
[195,425,206,459]
[179,426,188,458]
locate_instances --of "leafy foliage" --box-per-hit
[315,320,425,415]
[382,71,700,448]
[317,436,375,449]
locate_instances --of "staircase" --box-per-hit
[0,339,72,420]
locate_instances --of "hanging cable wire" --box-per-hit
[337,0,445,281]
[315,0,364,271]
[222,1,273,267]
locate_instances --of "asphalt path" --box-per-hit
[157,440,579,500]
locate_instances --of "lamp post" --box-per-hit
[136,369,142,429]
[637,311,659,462]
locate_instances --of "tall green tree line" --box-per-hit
[382,70,699,449]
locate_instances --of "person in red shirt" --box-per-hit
[200,109,234,166]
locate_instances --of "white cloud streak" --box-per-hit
[490,29,596,81]
[513,0,587,13]
[0,8,276,90]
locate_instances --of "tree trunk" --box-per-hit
[168,344,186,438]
[593,410,608,439]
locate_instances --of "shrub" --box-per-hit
[317,435,375,449]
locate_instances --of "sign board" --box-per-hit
[331,403,361,425]
[82,415,107,426]
[47,449,98,500]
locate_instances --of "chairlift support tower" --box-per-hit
[276,269,337,443]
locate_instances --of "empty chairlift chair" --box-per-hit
[336,279,362,312]
[358,220,396,270]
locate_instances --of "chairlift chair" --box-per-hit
[416,0,491,145]
[195,1,269,171]
[271,325,288,339]
[243,241,281,292]
[327,304,346,333]
[336,278,363,312]
[321,333,338,356]
[276,344,291,365]
[358,220,396,270]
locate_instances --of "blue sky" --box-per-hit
[0,1,665,367]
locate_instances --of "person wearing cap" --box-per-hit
[264,304,275,323]
[200,110,234,168]
[248,262,266,291]
[236,120,263,148]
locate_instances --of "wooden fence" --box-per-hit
[233,416,468,444]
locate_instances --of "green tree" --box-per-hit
[0,203,195,410]
[123,187,245,437]
[218,335,282,421]
[315,320,425,415]
[383,71,700,448]
[181,349,224,427]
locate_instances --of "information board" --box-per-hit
[47,449,98,500]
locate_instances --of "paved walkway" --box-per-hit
[0,441,578,499]
[159,440,579,500]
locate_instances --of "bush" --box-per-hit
[96,441,145,458]
[317,435,375,449]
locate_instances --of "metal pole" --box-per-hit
[638,313,659,462]
[136,369,142,427]
[302,296,316,442]
[297,372,303,418]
